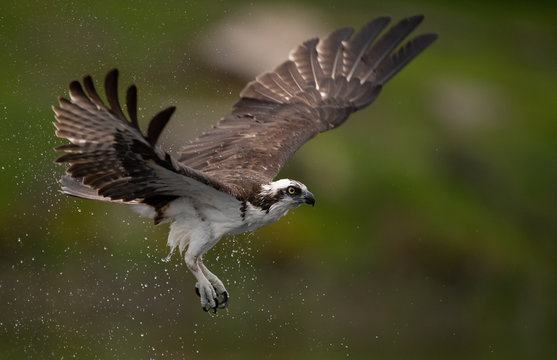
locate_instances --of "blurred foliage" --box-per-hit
[1,0,557,359]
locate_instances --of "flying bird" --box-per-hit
[53,15,437,312]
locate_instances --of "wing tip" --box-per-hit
[405,14,425,24]
[107,68,119,77]
[422,32,439,41]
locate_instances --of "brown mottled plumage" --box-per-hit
[55,15,436,209]
[53,16,437,312]
[178,15,436,186]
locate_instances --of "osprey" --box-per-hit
[53,15,437,312]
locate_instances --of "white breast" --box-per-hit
[239,201,292,233]
[160,195,292,257]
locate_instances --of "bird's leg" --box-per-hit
[198,256,229,309]
[184,245,218,313]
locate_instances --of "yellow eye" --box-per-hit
[287,186,296,195]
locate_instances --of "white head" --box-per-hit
[258,179,315,212]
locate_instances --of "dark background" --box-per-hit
[1,0,556,358]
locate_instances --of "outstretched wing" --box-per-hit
[53,69,238,218]
[178,15,437,185]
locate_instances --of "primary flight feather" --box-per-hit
[53,15,437,312]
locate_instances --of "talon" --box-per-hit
[202,303,218,314]
[195,285,200,297]
[217,291,229,309]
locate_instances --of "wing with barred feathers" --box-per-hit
[53,69,239,221]
[178,15,437,186]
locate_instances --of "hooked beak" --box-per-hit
[302,191,315,207]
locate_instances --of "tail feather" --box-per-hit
[60,175,156,220]
[60,175,136,203]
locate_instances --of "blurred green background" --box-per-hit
[1,0,556,358]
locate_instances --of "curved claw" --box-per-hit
[195,285,229,313]
[201,299,219,314]
[217,291,229,309]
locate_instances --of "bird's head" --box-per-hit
[259,179,315,210]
